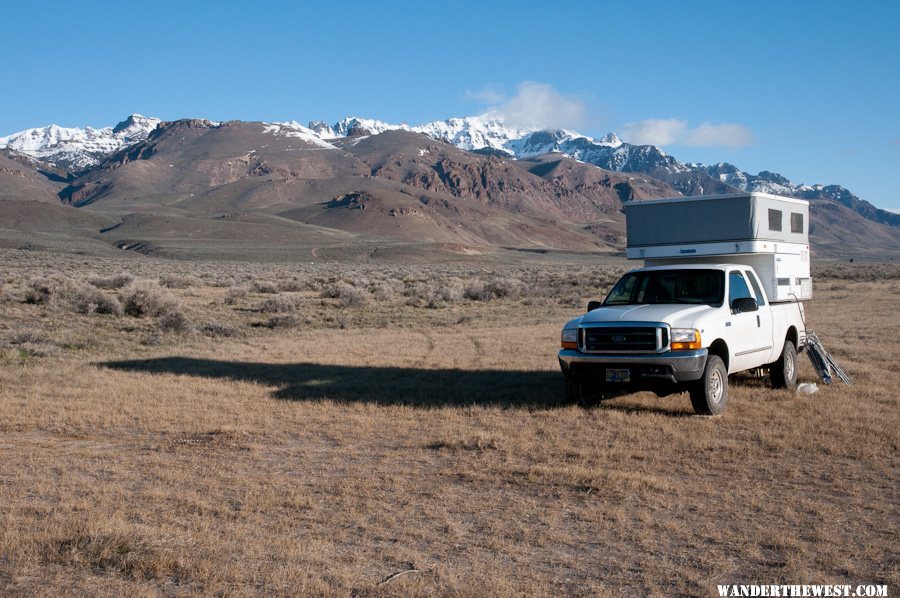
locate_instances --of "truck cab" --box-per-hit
[559,263,805,414]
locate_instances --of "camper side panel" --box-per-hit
[626,197,756,246]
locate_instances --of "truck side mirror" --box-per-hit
[587,300,602,312]
[731,297,758,313]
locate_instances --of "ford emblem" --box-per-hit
[612,335,627,342]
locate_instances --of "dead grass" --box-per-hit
[0,248,897,596]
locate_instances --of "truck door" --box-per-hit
[745,268,775,364]
[728,270,773,372]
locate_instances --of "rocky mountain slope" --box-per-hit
[58,119,367,207]
[317,115,898,227]
[0,149,68,203]
[1,113,899,259]
[7,111,894,231]
[48,121,664,251]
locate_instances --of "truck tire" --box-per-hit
[564,378,603,407]
[770,340,798,390]
[689,355,728,415]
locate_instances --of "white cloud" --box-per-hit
[467,81,587,130]
[621,118,688,146]
[464,84,505,106]
[622,118,754,148]
[684,122,754,148]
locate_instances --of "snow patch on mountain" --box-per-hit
[0,114,160,171]
[311,114,618,158]
[308,117,409,139]
[696,162,816,196]
[308,113,695,177]
[261,121,337,149]
[411,115,534,154]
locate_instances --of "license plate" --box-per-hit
[606,368,631,383]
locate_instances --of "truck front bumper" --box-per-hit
[558,349,708,385]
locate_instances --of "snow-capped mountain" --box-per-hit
[308,117,408,139]
[695,162,805,196]
[308,114,536,154]
[689,162,899,226]
[305,115,900,225]
[694,161,872,208]
[3,111,896,227]
[0,111,838,196]
[260,121,338,149]
[412,116,534,153]
[310,115,695,176]
[399,116,875,213]
[0,114,160,172]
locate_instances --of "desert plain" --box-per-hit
[0,247,897,596]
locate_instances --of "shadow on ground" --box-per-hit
[99,357,718,414]
[100,357,575,409]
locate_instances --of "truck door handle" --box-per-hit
[756,315,761,327]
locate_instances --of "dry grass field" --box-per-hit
[0,248,897,596]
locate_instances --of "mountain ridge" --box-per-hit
[0,116,900,256]
[3,112,894,228]
[1,113,899,261]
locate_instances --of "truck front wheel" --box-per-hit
[770,340,798,390]
[564,378,603,406]
[689,355,728,415]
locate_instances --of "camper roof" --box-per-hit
[632,192,809,208]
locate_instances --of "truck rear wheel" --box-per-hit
[770,340,798,390]
[689,355,728,415]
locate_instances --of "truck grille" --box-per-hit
[580,325,668,353]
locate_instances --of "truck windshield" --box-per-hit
[603,269,725,306]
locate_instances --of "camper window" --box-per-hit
[791,212,804,233]
[768,209,783,231]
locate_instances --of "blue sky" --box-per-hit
[2,1,898,210]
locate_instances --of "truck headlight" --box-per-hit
[670,328,702,351]
[561,328,578,349]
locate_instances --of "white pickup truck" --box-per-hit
[558,264,806,414]
[558,192,813,415]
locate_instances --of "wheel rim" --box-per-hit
[785,351,795,382]
[709,368,724,403]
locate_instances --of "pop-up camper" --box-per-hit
[625,192,811,302]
